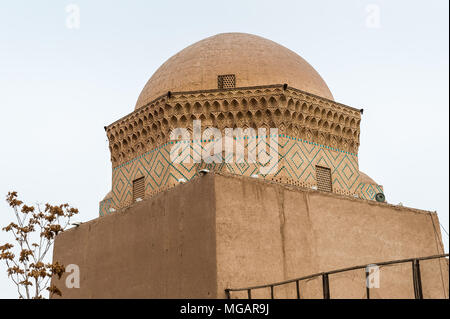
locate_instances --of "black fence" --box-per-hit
[225,253,449,299]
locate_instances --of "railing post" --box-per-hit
[270,285,274,299]
[322,274,330,299]
[223,254,447,301]
[412,259,423,299]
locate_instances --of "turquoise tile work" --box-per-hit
[357,183,384,201]
[99,135,373,216]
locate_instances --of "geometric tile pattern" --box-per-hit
[356,183,384,201]
[99,197,113,217]
[100,135,380,216]
[276,136,360,196]
[106,85,361,169]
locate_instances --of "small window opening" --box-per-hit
[316,166,332,192]
[133,176,145,202]
[218,74,236,89]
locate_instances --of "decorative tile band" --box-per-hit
[357,183,384,201]
[112,135,358,171]
[100,136,364,216]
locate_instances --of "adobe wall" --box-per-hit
[52,175,217,298]
[53,173,448,299]
[215,174,448,299]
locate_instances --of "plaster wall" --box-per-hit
[214,175,448,299]
[53,175,217,298]
[53,174,448,299]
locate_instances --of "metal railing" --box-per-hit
[225,253,449,299]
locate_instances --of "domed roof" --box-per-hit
[359,171,377,185]
[135,33,334,109]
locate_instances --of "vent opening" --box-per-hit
[218,74,236,89]
[316,166,332,192]
[133,176,145,202]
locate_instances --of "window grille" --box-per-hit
[316,166,332,192]
[133,177,145,202]
[218,74,236,89]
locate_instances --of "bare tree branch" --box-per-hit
[0,192,79,299]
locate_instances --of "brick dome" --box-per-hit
[135,33,334,109]
[359,171,377,185]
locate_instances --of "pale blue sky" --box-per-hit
[0,0,448,298]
